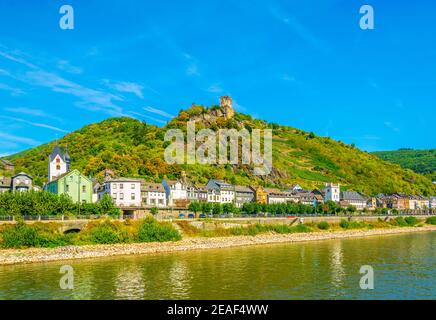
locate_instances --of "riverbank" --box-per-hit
[1,225,435,266]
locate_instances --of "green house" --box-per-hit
[45,169,93,204]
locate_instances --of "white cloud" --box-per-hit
[207,84,224,93]
[282,73,296,82]
[0,132,39,145]
[143,106,174,119]
[0,49,37,69]
[4,107,50,117]
[233,100,247,112]
[129,111,167,124]
[186,64,200,76]
[0,83,25,96]
[104,80,145,99]
[24,70,124,115]
[0,116,68,133]
[384,121,400,133]
[57,60,83,75]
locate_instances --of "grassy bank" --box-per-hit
[1,225,435,266]
[0,217,180,249]
[176,216,431,237]
[1,216,435,250]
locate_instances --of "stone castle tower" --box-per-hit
[220,96,234,119]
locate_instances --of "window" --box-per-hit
[65,184,70,192]
[82,200,86,204]
[131,193,135,200]
[113,183,117,189]
[131,184,135,189]
[158,199,164,204]
[56,158,60,163]
[119,193,124,200]
[120,183,124,189]
[82,185,86,193]
[56,165,61,170]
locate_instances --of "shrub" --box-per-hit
[404,216,418,226]
[89,220,129,244]
[339,219,350,229]
[317,221,330,230]
[293,224,311,233]
[136,217,181,242]
[425,217,436,225]
[0,221,39,248]
[393,217,408,227]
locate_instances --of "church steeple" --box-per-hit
[48,143,68,182]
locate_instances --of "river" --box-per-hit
[0,231,434,300]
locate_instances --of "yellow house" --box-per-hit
[251,186,267,204]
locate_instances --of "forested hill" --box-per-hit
[372,149,436,182]
[2,104,435,196]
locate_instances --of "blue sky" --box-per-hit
[0,0,435,157]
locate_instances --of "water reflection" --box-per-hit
[114,266,145,300]
[329,241,345,288]
[0,231,434,300]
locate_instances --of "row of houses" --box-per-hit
[0,160,39,193]
[1,148,435,211]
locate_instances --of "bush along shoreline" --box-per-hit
[0,215,434,250]
[0,217,181,249]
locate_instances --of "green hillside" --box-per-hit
[2,104,435,196]
[373,149,436,182]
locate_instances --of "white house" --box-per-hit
[141,182,167,208]
[340,191,368,210]
[162,179,187,206]
[206,180,235,204]
[98,178,142,207]
[324,183,340,202]
[430,197,436,209]
[48,144,70,182]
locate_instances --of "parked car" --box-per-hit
[199,213,206,218]
[178,213,185,219]
[188,213,195,219]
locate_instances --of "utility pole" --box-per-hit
[78,175,81,216]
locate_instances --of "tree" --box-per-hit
[150,207,158,216]
[99,194,120,216]
[201,202,212,214]
[188,202,201,215]
[222,203,235,214]
[212,203,222,215]
[346,205,357,214]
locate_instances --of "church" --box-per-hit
[48,144,71,182]
[45,144,92,204]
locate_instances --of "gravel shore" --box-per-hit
[1,226,435,266]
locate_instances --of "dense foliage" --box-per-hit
[0,217,181,248]
[0,191,120,217]
[373,149,436,182]
[136,217,181,242]
[2,110,435,196]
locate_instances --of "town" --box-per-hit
[1,144,435,218]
